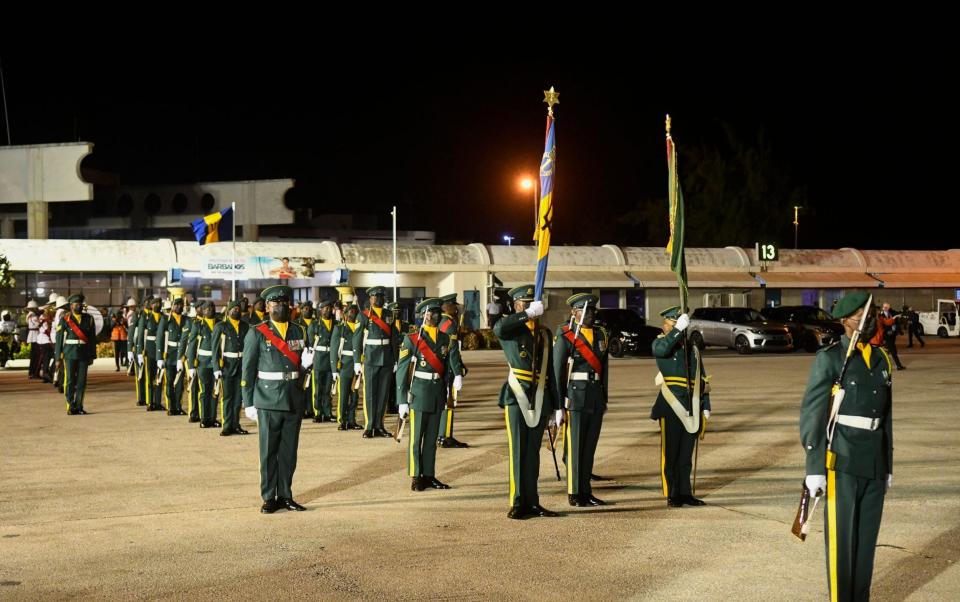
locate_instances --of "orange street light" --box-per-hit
[518,176,538,241]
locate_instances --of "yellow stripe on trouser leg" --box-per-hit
[64,365,70,409]
[163,370,169,410]
[219,381,225,426]
[408,409,416,477]
[362,373,370,429]
[145,363,151,407]
[566,411,574,494]
[336,378,342,421]
[445,408,453,438]
[660,418,669,497]
[827,469,838,602]
[198,376,204,420]
[505,408,516,504]
[312,376,318,415]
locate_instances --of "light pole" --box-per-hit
[503,235,514,246]
[793,206,801,249]
[519,176,538,241]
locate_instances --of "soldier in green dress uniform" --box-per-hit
[211,300,250,436]
[54,294,97,415]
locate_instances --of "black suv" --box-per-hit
[760,305,843,352]
[592,309,661,357]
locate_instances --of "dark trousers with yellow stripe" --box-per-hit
[363,365,391,431]
[441,395,457,440]
[824,470,885,601]
[134,360,146,405]
[658,413,697,498]
[221,376,241,433]
[163,366,184,414]
[145,356,162,410]
[312,368,333,418]
[257,408,302,501]
[564,409,603,497]
[187,370,200,420]
[197,366,216,425]
[408,408,442,477]
[504,404,548,509]
[336,369,360,425]
[63,359,89,412]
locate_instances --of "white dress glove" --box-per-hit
[674,313,690,332]
[138,354,144,366]
[244,406,258,422]
[805,474,827,496]
[524,301,544,319]
[214,370,222,380]
[301,349,314,369]
[453,375,463,392]
[703,409,711,420]
[399,403,409,419]
[555,409,564,426]
[332,372,339,382]
[176,360,183,372]
[127,351,134,362]
[393,362,398,373]
[886,474,892,492]
[354,363,362,376]
[188,368,196,378]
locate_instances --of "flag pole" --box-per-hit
[231,201,237,302]
[392,206,398,303]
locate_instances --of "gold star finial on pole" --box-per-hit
[543,86,559,117]
[666,114,672,137]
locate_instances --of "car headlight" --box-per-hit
[747,328,761,334]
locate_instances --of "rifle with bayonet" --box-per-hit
[791,294,873,541]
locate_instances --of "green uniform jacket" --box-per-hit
[493,312,559,411]
[241,320,307,412]
[438,314,465,377]
[54,312,97,362]
[187,317,220,369]
[211,318,249,377]
[156,313,191,366]
[396,328,453,413]
[553,324,610,413]
[799,337,893,479]
[138,311,162,360]
[245,310,268,327]
[353,308,395,366]
[650,328,711,419]
[305,318,335,372]
[329,321,359,371]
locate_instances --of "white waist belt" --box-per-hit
[365,338,390,345]
[64,339,86,345]
[198,349,213,356]
[145,335,157,341]
[167,341,180,347]
[414,370,441,381]
[258,371,300,381]
[570,372,599,381]
[223,351,242,358]
[837,415,881,431]
[314,345,330,351]
[341,350,354,356]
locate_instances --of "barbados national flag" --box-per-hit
[666,119,689,310]
[534,112,556,302]
[190,207,233,245]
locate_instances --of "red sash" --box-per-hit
[65,314,89,343]
[562,327,602,375]
[409,334,445,377]
[256,323,300,369]
[364,310,392,337]
[439,319,455,334]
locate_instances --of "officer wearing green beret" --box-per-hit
[652,305,711,508]
[353,286,396,438]
[211,300,250,436]
[156,297,190,417]
[306,300,336,423]
[330,303,362,430]
[553,293,609,507]
[242,285,313,513]
[130,295,153,407]
[437,293,468,448]
[187,301,222,428]
[494,285,561,520]
[54,294,97,415]
[397,298,455,491]
[799,291,893,601]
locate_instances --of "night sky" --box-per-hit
[2,48,953,250]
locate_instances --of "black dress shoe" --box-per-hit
[682,495,706,506]
[530,505,559,517]
[411,477,426,492]
[235,427,249,435]
[375,428,393,438]
[337,423,347,431]
[425,477,450,490]
[136,401,146,406]
[313,417,323,423]
[897,365,906,370]
[219,430,232,436]
[67,408,79,415]
[584,495,606,506]
[279,498,306,511]
[146,405,159,412]
[590,473,611,481]
[507,505,531,520]
[667,497,684,507]
[260,499,280,514]
[213,421,221,427]
[439,437,469,448]
[347,423,363,430]
[77,408,88,415]
[199,421,211,428]
[188,416,200,423]
[323,415,335,422]
[362,431,374,438]
[568,494,586,507]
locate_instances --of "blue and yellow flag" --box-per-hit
[534,100,557,302]
[190,207,233,245]
[666,118,688,310]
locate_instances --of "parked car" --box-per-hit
[688,307,793,354]
[918,299,960,338]
[760,305,842,351]
[593,309,662,357]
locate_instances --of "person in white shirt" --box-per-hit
[486,299,502,328]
